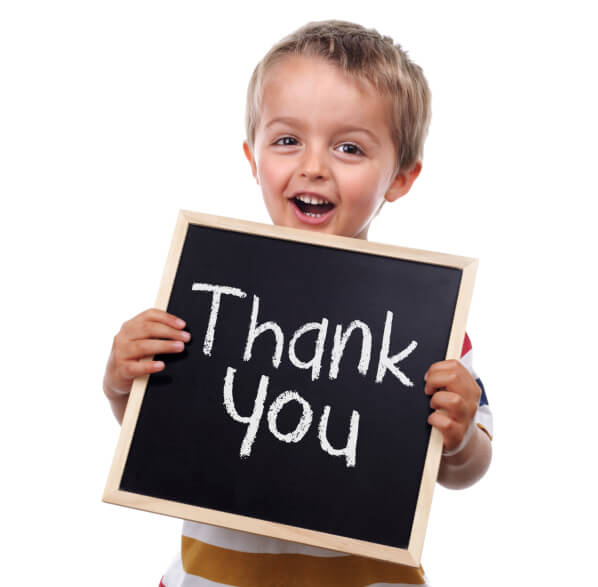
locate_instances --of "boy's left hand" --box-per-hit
[424,360,481,453]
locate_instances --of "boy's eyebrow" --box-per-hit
[265,117,381,144]
[336,126,381,145]
[264,116,303,129]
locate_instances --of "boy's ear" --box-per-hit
[384,161,422,203]
[243,141,259,184]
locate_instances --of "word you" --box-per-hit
[192,283,419,467]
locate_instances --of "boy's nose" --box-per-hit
[300,146,329,181]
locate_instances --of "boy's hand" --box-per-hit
[424,360,481,453]
[103,309,190,423]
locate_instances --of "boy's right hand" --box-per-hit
[103,309,190,423]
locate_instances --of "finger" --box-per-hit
[429,391,468,421]
[121,359,165,380]
[428,410,465,451]
[426,359,459,375]
[128,308,186,331]
[121,339,186,360]
[424,360,461,385]
[424,369,458,395]
[144,308,186,328]
[127,321,191,343]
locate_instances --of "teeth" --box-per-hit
[305,212,324,218]
[296,194,329,205]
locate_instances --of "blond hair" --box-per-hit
[245,20,431,172]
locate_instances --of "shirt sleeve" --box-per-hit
[459,333,493,440]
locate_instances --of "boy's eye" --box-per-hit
[274,136,298,146]
[336,143,363,156]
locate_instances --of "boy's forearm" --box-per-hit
[437,426,492,489]
[103,376,127,425]
[107,393,127,424]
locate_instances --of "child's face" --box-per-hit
[244,56,420,240]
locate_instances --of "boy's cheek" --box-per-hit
[258,161,292,196]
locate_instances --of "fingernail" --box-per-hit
[174,341,184,351]
[182,331,191,341]
[175,318,186,328]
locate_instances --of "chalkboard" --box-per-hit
[104,210,477,567]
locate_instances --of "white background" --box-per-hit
[1,1,596,585]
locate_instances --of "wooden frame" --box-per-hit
[104,210,478,567]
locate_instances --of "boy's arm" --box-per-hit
[425,359,492,490]
[103,309,190,425]
[436,423,492,489]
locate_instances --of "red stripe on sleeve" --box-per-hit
[461,332,472,357]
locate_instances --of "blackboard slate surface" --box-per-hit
[105,211,477,566]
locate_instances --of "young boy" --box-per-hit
[104,20,493,587]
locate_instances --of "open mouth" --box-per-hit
[291,194,335,218]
